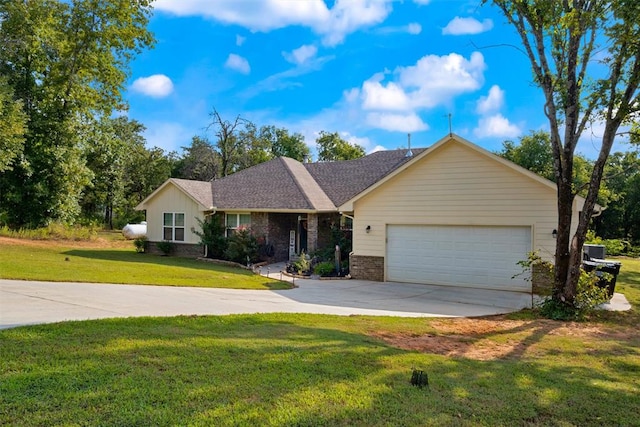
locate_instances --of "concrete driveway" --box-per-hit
[0,270,535,329]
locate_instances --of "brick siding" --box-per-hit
[349,254,384,281]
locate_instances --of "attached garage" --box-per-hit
[386,225,532,291]
[339,135,588,291]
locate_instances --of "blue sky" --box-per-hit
[125,0,621,159]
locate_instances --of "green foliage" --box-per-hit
[0,223,98,240]
[0,0,154,227]
[594,151,640,243]
[538,269,610,320]
[174,136,219,181]
[489,0,640,306]
[316,131,365,161]
[313,261,336,277]
[156,240,174,256]
[133,237,147,253]
[80,116,153,229]
[269,126,310,161]
[585,230,631,256]
[0,77,26,172]
[499,130,555,181]
[224,228,258,265]
[291,251,311,275]
[193,215,227,259]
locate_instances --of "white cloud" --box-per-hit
[283,44,318,65]
[369,145,387,153]
[236,34,245,46]
[361,74,412,111]
[376,22,422,35]
[360,52,486,113]
[407,23,422,35]
[154,0,392,46]
[130,74,174,98]
[143,122,193,152]
[476,85,504,114]
[225,54,250,74]
[474,114,520,138]
[366,112,429,132]
[341,132,371,150]
[442,17,493,35]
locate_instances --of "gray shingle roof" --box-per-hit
[170,178,213,208]
[305,148,425,206]
[211,157,334,210]
[160,149,424,212]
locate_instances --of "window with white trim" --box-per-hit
[163,212,185,241]
[225,213,251,237]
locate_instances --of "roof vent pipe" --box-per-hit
[406,133,413,157]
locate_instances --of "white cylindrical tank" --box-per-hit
[122,221,147,239]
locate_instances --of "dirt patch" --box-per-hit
[371,316,637,360]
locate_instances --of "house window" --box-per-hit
[226,213,251,237]
[163,212,185,241]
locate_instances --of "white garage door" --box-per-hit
[386,225,531,291]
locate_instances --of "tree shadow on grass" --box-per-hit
[1,314,638,426]
[61,249,291,289]
[63,249,250,274]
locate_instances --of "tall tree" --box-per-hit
[80,116,148,228]
[237,122,274,170]
[594,151,640,240]
[270,126,310,162]
[0,0,154,227]
[499,131,555,181]
[490,0,640,308]
[123,145,173,224]
[175,136,220,181]
[208,108,246,177]
[316,131,365,161]
[0,77,26,172]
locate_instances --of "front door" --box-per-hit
[298,219,308,253]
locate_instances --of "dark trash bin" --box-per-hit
[582,260,622,298]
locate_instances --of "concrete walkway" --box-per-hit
[0,263,630,329]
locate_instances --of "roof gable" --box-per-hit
[338,134,560,211]
[135,178,213,211]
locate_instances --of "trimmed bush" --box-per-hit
[314,261,336,277]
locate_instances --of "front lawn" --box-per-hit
[0,237,288,290]
[1,313,638,426]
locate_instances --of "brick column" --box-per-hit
[307,213,318,254]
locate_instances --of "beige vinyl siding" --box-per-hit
[145,183,205,244]
[352,142,560,262]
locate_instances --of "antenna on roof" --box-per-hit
[446,113,452,136]
[406,133,413,157]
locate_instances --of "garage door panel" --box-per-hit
[387,225,531,291]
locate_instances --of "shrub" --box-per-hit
[193,215,227,259]
[538,269,610,320]
[156,240,174,256]
[314,261,336,277]
[133,236,147,253]
[585,230,630,256]
[224,227,258,265]
[290,251,311,275]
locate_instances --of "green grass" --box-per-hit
[0,240,288,290]
[1,314,639,426]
